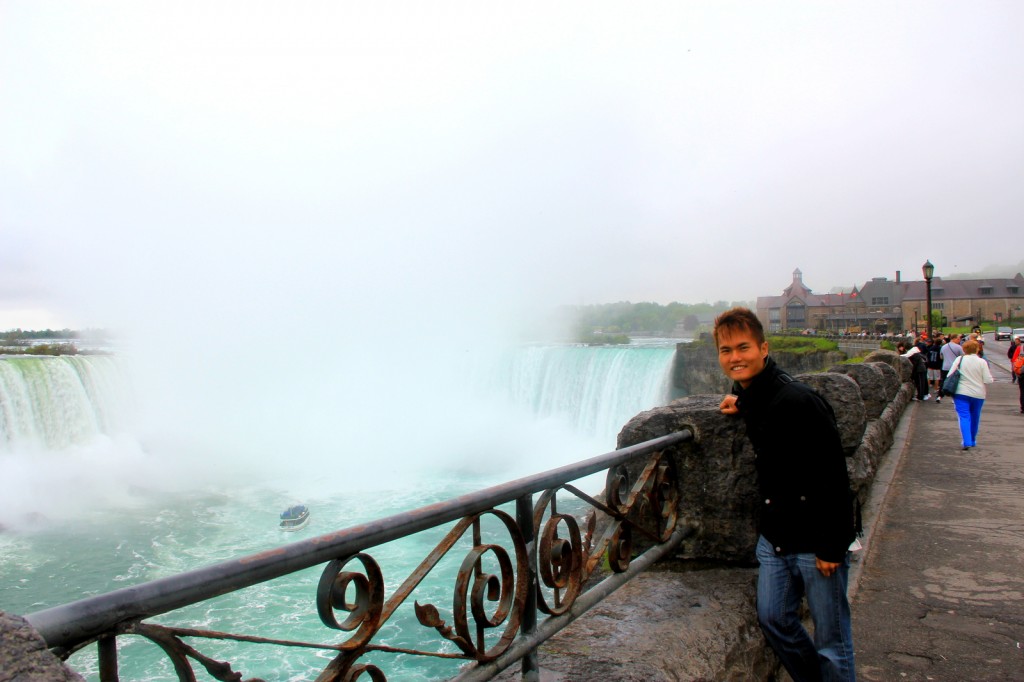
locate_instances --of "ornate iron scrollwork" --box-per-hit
[426,509,528,662]
[41,432,690,682]
[533,489,584,615]
[316,553,386,650]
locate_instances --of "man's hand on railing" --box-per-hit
[719,394,739,415]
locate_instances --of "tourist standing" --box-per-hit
[926,336,943,394]
[715,307,856,682]
[938,333,964,404]
[949,339,994,450]
[903,346,930,401]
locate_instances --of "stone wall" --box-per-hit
[521,351,913,680]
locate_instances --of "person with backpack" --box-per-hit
[1012,335,1024,413]
[715,307,857,682]
[903,346,930,401]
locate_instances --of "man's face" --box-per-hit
[717,327,768,388]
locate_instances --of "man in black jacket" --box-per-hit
[715,308,856,682]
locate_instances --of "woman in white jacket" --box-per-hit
[950,339,994,450]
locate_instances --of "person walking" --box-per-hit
[715,307,857,681]
[1012,335,1024,413]
[949,339,994,450]
[938,333,964,404]
[1007,336,1020,385]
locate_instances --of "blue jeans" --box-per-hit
[756,535,855,681]
[952,394,984,447]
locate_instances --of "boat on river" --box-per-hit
[279,505,310,531]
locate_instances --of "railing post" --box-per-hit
[98,635,119,682]
[516,493,539,681]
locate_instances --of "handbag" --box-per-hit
[941,358,962,396]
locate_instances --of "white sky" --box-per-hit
[2,1,1024,334]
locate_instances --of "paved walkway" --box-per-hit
[851,340,1024,681]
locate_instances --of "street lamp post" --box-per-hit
[923,260,935,340]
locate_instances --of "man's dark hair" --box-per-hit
[713,307,765,346]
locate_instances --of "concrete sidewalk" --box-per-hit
[851,356,1024,680]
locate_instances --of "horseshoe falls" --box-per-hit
[0,355,132,452]
[482,343,676,446]
[0,343,677,681]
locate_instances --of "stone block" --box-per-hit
[863,349,911,384]
[496,565,776,682]
[828,363,890,418]
[794,371,867,456]
[0,611,84,682]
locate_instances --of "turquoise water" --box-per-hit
[2,483,521,681]
[0,344,677,680]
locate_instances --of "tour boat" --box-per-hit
[279,505,310,531]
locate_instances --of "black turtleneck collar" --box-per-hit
[734,356,786,410]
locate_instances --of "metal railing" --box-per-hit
[26,429,694,681]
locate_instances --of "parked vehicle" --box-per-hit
[995,327,1013,340]
[1014,328,1024,340]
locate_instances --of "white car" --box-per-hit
[1014,327,1024,340]
[995,327,1012,340]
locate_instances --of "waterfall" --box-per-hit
[0,346,676,458]
[0,355,132,452]
[483,343,676,446]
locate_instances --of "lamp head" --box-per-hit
[922,260,935,280]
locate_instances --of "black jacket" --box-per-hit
[733,357,856,563]
[908,351,927,375]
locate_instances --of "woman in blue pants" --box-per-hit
[950,339,994,450]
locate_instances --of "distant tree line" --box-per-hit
[1,328,108,341]
[563,300,753,341]
[1,328,111,356]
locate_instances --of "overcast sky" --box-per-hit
[2,1,1023,335]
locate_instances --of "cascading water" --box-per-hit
[0,342,679,681]
[484,343,676,445]
[0,355,132,452]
